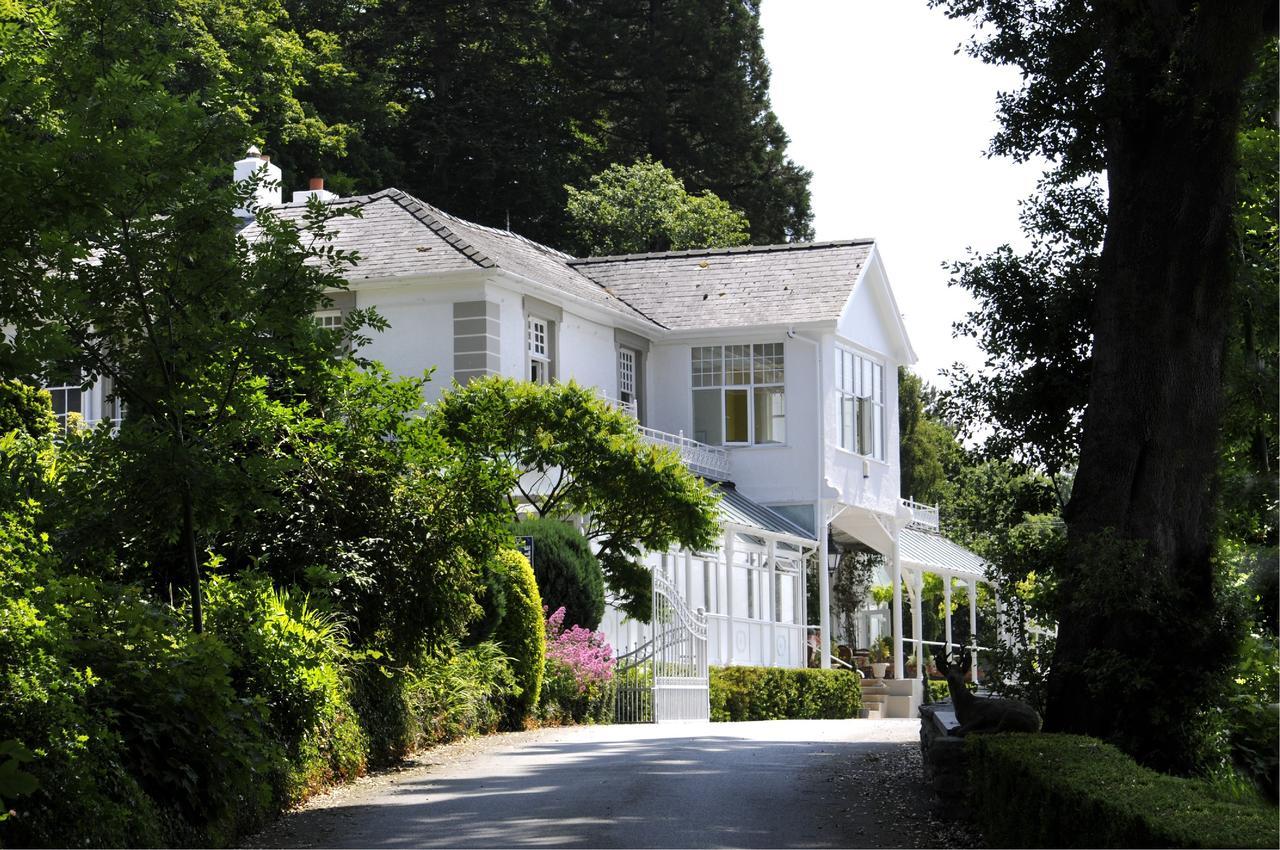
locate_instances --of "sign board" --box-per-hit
[516,535,534,566]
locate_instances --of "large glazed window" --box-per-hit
[836,348,885,461]
[45,367,83,432]
[690,343,785,445]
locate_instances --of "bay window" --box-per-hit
[837,347,885,461]
[691,343,785,446]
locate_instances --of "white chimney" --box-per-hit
[233,145,283,218]
[293,176,337,204]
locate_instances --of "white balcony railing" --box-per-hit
[639,426,731,481]
[902,497,940,531]
[603,396,639,419]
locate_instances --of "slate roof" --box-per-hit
[715,483,818,543]
[568,241,875,330]
[243,189,657,324]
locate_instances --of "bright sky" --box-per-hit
[761,1,1043,386]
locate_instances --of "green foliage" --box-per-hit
[565,157,749,255]
[831,550,876,648]
[435,377,720,620]
[709,667,862,722]
[405,642,517,749]
[277,0,812,247]
[491,550,546,727]
[538,663,616,726]
[965,734,1278,849]
[514,516,605,631]
[203,573,367,802]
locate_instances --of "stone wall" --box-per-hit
[918,703,968,820]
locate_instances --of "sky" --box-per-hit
[760,1,1044,386]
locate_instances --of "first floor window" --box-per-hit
[527,317,551,384]
[313,310,342,330]
[617,347,636,406]
[46,367,83,432]
[691,343,785,445]
[837,347,885,460]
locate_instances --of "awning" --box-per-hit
[899,526,987,579]
[713,484,817,546]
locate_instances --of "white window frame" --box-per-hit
[836,346,886,461]
[690,342,785,446]
[313,310,343,330]
[46,368,84,433]
[617,347,637,405]
[527,316,551,385]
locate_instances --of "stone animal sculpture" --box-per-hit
[933,648,1042,735]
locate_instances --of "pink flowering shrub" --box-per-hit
[539,607,616,724]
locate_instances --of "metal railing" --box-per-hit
[603,396,638,418]
[638,426,731,481]
[614,573,709,723]
[902,497,940,531]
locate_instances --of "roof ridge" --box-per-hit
[568,238,877,265]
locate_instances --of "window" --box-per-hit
[690,343,785,445]
[46,368,83,432]
[617,347,636,406]
[313,310,342,330]
[527,317,550,384]
[836,348,885,461]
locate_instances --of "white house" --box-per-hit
[61,152,998,719]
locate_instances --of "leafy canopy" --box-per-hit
[565,157,749,255]
[434,377,721,620]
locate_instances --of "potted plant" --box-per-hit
[868,636,890,679]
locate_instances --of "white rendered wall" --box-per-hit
[557,311,619,398]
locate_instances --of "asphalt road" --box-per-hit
[251,719,977,849]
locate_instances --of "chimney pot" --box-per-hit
[309,177,324,191]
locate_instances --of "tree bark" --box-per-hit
[1046,2,1272,773]
[182,480,204,634]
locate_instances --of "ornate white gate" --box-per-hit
[614,572,709,723]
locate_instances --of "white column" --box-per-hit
[724,529,736,665]
[684,549,693,607]
[968,580,979,685]
[891,540,904,679]
[767,538,777,666]
[911,569,923,673]
[819,533,832,670]
[944,575,953,657]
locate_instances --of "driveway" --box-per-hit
[251,719,977,849]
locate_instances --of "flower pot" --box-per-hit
[870,662,888,678]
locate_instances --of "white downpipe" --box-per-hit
[944,576,953,656]
[724,529,736,665]
[767,538,777,665]
[911,568,923,673]
[968,580,980,685]
[892,537,904,679]
[819,524,832,669]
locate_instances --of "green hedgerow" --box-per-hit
[966,733,1278,849]
[709,666,861,721]
[491,549,545,726]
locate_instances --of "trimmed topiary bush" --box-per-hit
[491,549,545,726]
[710,666,861,721]
[513,516,605,630]
[965,733,1278,849]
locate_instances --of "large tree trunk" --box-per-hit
[1046,3,1271,773]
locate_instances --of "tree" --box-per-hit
[434,377,721,619]
[513,517,606,631]
[273,0,814,247]
[565,158,750,255]
[930,0,1276,772]
[0,0,361,632]
[898,368,966,506]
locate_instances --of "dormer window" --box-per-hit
[691,343,785,446]
[527,316,551,384]
[837,348,885,461]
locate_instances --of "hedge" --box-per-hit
[513,516,605,630]
[966,733,1278,849]
[491,549,545,726]
[710,666,861,721]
